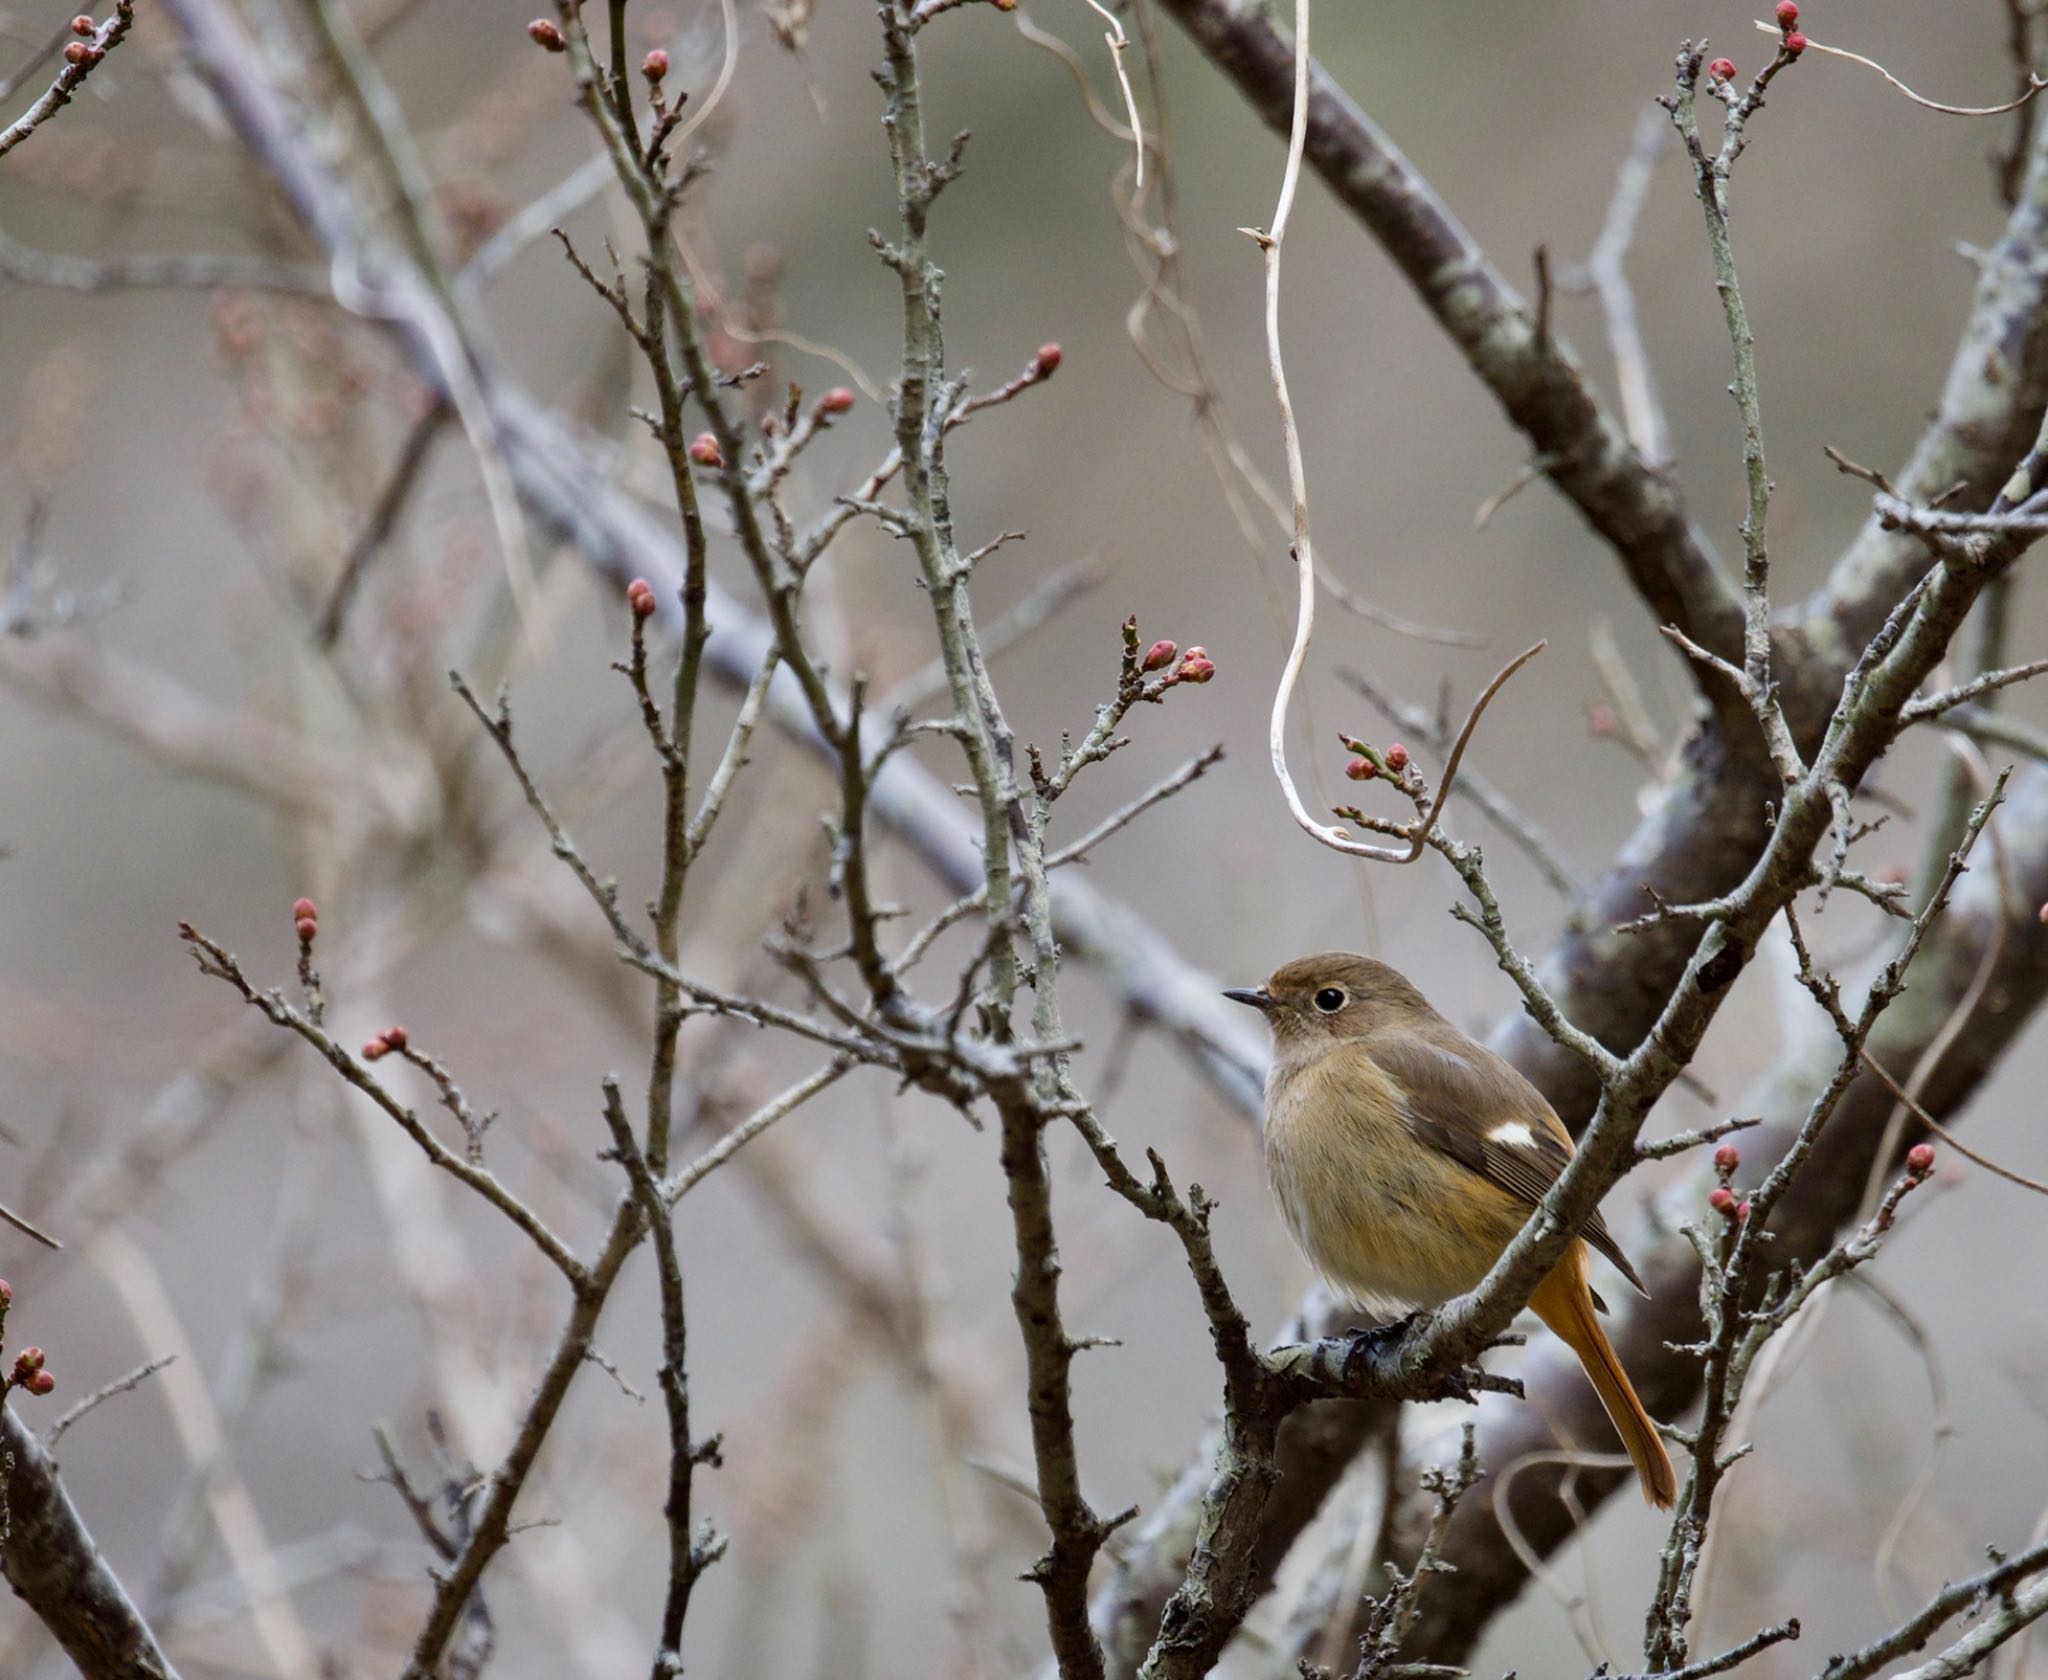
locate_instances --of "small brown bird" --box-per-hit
[1226,952,1677,1508]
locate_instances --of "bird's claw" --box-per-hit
[1339,1309,1424,1381]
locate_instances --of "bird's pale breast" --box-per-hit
[1264,1048,1529,1312]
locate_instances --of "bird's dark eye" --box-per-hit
[1313,987,1347,1013]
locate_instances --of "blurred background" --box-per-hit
[2,1,2045,1675]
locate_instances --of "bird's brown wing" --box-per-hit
[1368,1030,1648,1301]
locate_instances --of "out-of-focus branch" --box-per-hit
[1818,1538,2048,1680]
[1153,0,1746,672]
[0,635,352,822]
[1560,106,1674,469]
[143,0,1272,1132]
[1503,32,2048,1167]
[1804,114,2048,659]
[0,1398,183,1680]
[1367,760,2048,1670]
[1102,44,2048,1670]
[0,227,337,300]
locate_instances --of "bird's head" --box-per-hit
[1223,951,1434,1050]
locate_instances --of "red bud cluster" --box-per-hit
[5,1342,53,1397]
[1708,1186,1738,1219]
[293,897,319,943]
[627,577,658,619]
[1345,758,1376,782]
[1384,743,1410,772]
[642,48,669,81]
[1905,1142,1936,1178]
[1708,58,1735,82]
[1141,639,1177,673]
[1784,31,1807,56]
[70,15,94,34]
[688,433,723,468]
[819,387,856,415]
[363,1024,412,1061]
[1713,1142,1740,1176]
[63,40,92,63]
[1176,646,1215,684]
[528,18,565,50]
[1775,1,1798,24]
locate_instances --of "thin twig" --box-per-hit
[1751,22,2048,117]
[0,1,134,160]
[43,1355,176,1455]
[0,1197,61,1250]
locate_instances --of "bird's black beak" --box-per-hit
[1222,987,1274,1012]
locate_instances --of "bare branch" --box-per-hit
[0,1,134,160]
[1751,21,2048,117]
[42,1355,175,1455]
[1,1398,184,1678]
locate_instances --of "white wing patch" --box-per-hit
[1489,1120,1537,1149]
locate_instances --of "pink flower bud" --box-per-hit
[70,14,94,34]
[1714,1143,1740,1174]
[1345,757,1377,782]
[1906,1142,1936,1177]
[0,1280,12,1307]
[1032,342,1063,377]
[627,578,657,619]
[642,48,669,80]
[362,1036,389,1061]
[1734,1200,1751,1224]
[1774,1,1798,26]
[62,40,91,63]
[1708,1186,1737,1218]
[295,917,319,943]
[24,1369,54,1396]
[383,1025,409,1052]
[1784,31,1807,55]
[293,897,318,923]
[13,1346,44,1376]
[1384,743,1410,772]
[1708,58,1735,81]
[819,387,856,415]
[688,433,723,468]
[528,18,565,51]
[1176,653,1215,684]
[1141,639,1178,672]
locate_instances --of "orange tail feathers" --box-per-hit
[1530,1252,1678,1509]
